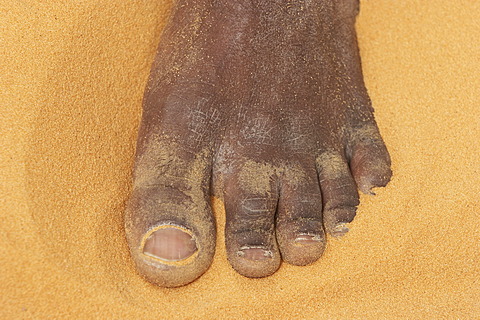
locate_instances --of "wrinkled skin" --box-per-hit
[125,0,392,287]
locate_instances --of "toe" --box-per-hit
[316,151,360,237]
[223,160,281,278]
[349,126,392,194]
[276,164,326,266]
[125,140,215,287]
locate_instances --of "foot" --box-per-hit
[125,0,391,287]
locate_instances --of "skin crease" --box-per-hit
[125,0,392,287]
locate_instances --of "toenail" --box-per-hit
[332,223,350,237]
[142,226,197,262]
[294,233,324,245]
[237,246,273,261]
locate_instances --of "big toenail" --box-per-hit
[143,227,197,261]
[294,233,323,245]
[237,246,273,261]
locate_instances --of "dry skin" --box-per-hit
[1,0,479,319]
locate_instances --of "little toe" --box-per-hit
[349,126,392,194]
[223,160,281,278]
[125,141,216,287]
[276,165,326,266]
[316,151,360,237]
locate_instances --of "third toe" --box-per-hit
[276,165,326,266]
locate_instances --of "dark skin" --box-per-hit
[125,0,392,287]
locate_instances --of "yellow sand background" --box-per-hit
[1,0,479,319]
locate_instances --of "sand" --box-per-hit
[1,0,479,318]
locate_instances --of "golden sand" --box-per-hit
[1,0,479,318]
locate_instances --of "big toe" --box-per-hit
[125,140,216,288]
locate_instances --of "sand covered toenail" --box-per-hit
[331,224,350,237]
[294,234,324,245]
[237,247,273,261]
[143,227,197,261]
